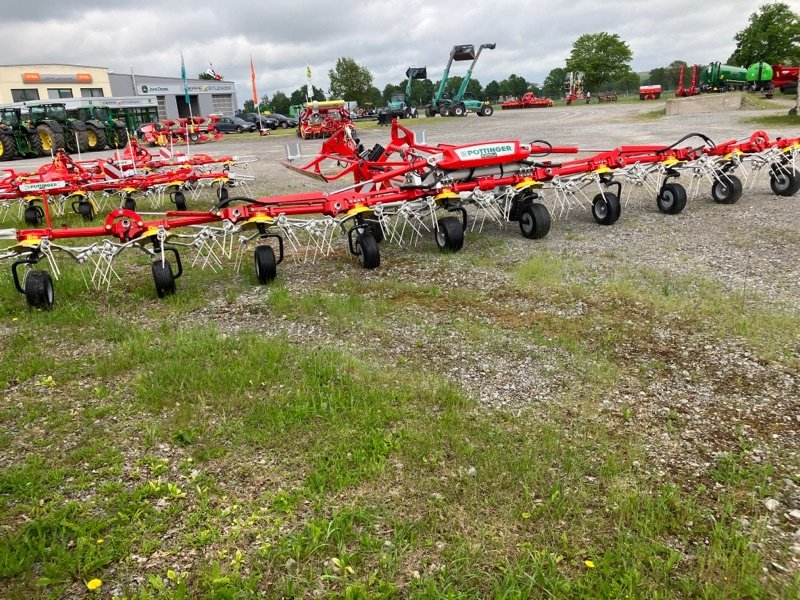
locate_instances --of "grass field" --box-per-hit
[1,227,799,598]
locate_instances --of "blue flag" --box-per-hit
[180,52,190,104]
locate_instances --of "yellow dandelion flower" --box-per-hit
[86,578,103,590]
[96,539,104,544]
[584,560,596,568]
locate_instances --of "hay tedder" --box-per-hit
[1,118,798,310]
[297,101,353,140]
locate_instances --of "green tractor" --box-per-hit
[68,104,129,151]
[28,103,89,154]
[0,107,46,160]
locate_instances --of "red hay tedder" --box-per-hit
[297,101,353,140]
[501,92,554,109]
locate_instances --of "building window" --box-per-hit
[47,88,74,99]
[80,88,104,97]
[11,89,40,102]
[156,96,167,120]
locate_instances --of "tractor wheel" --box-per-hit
[519,203,551,239]
[64,128,88,153]
[24,270,54,310]
[481,105,495,117]
[254,245,277,284]
[0,133,18,161]
[440,106,451,117]
[151,260,176,298]
[656,183,688,215]
[711,174,743,204]
[434,216,464,252]
[769,167,800,197]
[592,192,621,225]
[453,104,466,117]
[110,126,129,149]
[354,232,380,269]
[37,124,64,154]
[27,130,44,157]
[86,125,107,151]
[425,107,434,117]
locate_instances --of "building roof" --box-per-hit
[0,63,107,70]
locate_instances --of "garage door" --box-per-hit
[212,95,234,116]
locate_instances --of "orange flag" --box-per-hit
[250,55,258,105]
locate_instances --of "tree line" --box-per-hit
[245,2,798,113]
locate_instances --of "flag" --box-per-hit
[180,52,190,104]
[306,63,312,101]
[250,55,258,105]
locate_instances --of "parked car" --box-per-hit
[239,112,279,130]
[214,116,257,133]
[264,113,298,129]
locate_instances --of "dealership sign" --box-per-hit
[139,82,234,95]
[22,72,93,84]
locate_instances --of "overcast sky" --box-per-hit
[2,0,798,102]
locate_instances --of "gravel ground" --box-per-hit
[7,97,800,575]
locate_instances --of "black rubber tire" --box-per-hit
[519,203,551,239]
[769,168,800,197]
[110,126,129,149]
[77,201,94,221]
[592,192,621,225]
[355,232,380,269]
[711,174,743,204]
[365,220,384,244]
[280,121,289,129]
[151,260,176,298]
[434,216,465,252]
[216,186,229,201]
[123,196,136,211]
[657,182,688,215]
[440,106,451,117]
[27,130,44,157]
[453,104,466,117]
[0,133,18,161]
[85,124,107,151]
[24,270,54,310]
[236,126,243,133]
[24,204,43,225]
[254,245,277,284]
[64,128,89,153]
[482,105,494,117]
[172,190,187,211]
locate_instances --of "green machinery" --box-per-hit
[0,107,45,160]
[384,67,427,119]
[68,104,129,151]
[426,43,496,117]
[27,103,88,153]
[700,62,748,92]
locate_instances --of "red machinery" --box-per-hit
[639,85,662,100]
[297,101,353,140]
[501,92,554,109]
[138,116,223,147]
[772,65,799,94]
[2,120,798,311]
[676,64,700,97]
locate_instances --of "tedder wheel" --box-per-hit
[24,204,44,225]
[123,195,136,211]
[656,182,688,215]
[151,260,176,298]
[519,203,551,239]
[434,216,465,252]
[711,173,743,204]
[254,245,277,284]
[354,231,380,269]
[769,168,800,197]
[591,192,621,225]
[24,270,54,310]
[216,186,229,201]
[172,190,187,211]
[78,202,94,221]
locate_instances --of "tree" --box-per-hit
[243,99,255,113]
[542,67,567,98]
[289,86,325,106]
[646,60,686,90]
[328,57,375,104]
[483,80,500,103]
[502,74,529,99]
[728,2,800,66]
[198,72,215,80]
[565,32,634,91]
[270,91,291,115]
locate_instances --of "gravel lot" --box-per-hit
[7,98,800,576]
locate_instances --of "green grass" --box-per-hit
[742,113,800,126]
[1,244,798,597]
